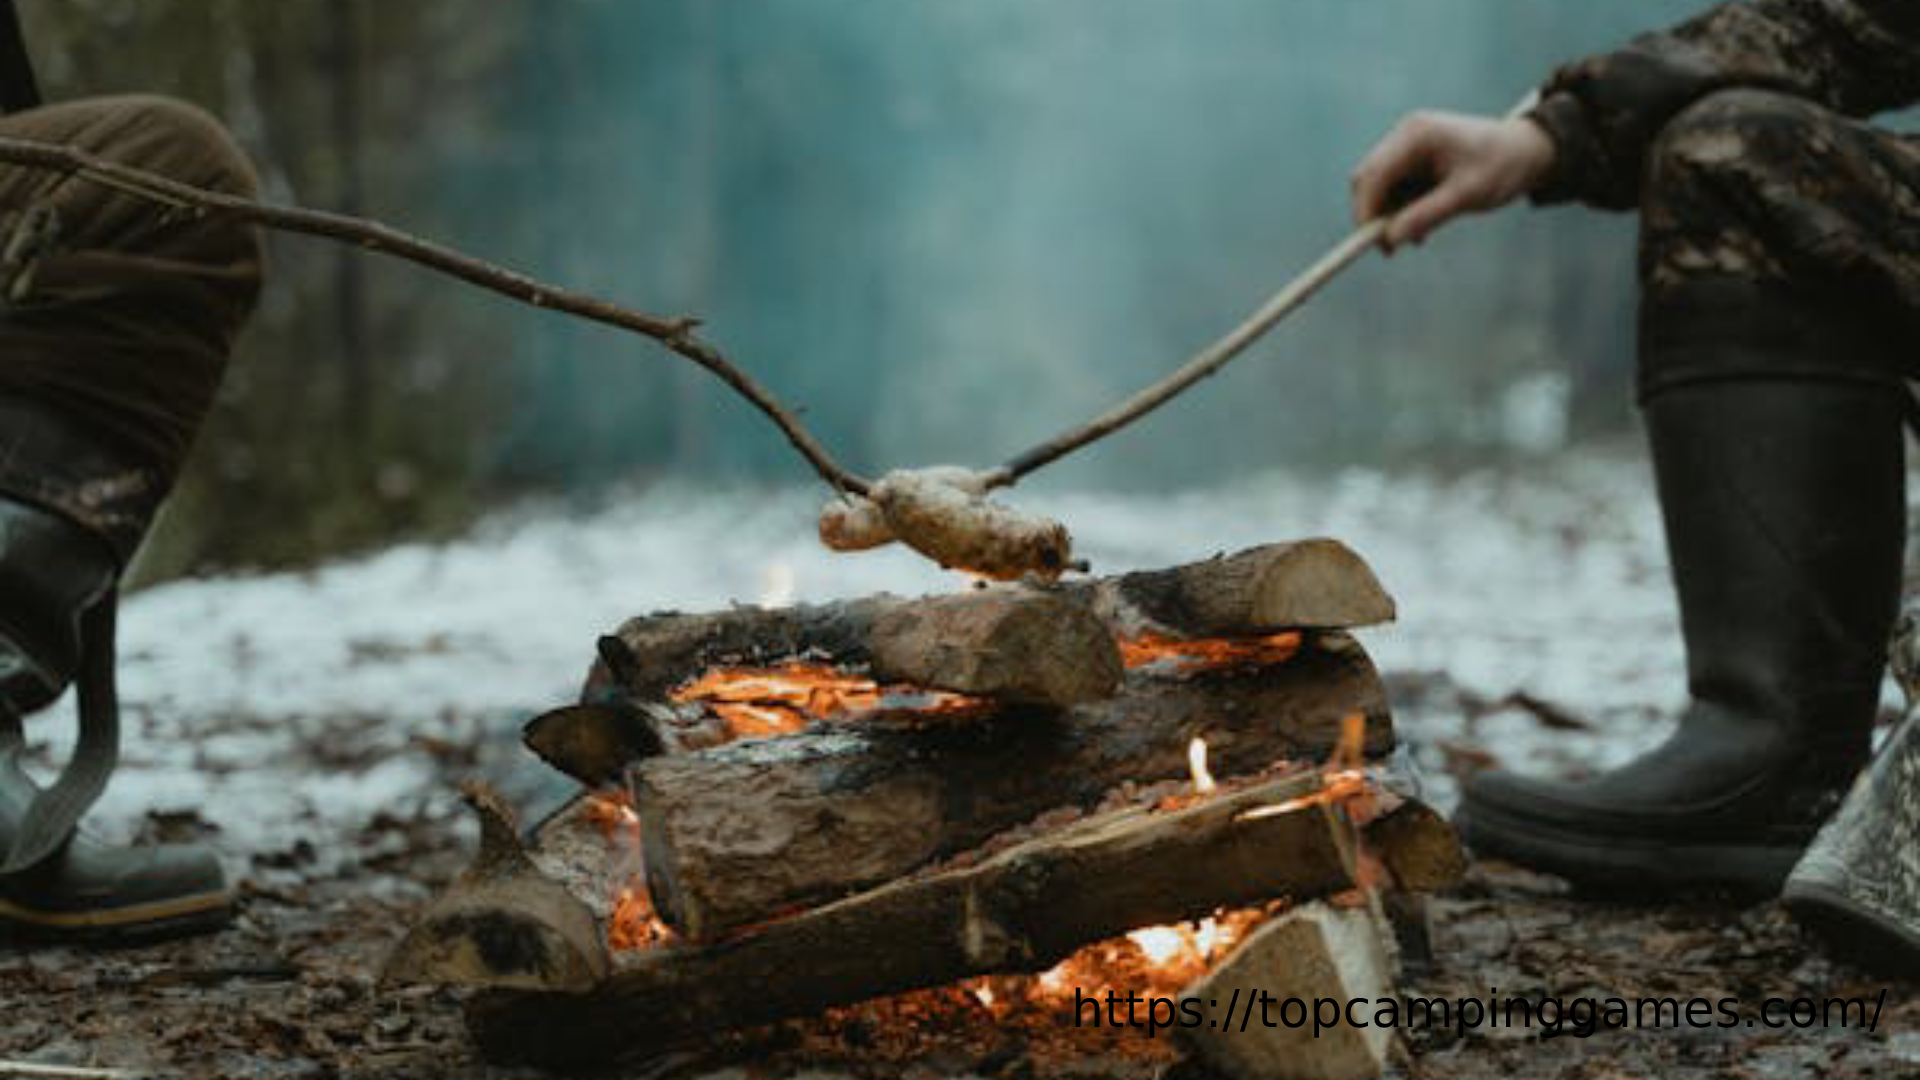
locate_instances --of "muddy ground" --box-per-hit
[1,697,1914,1080]
[5,456,1915,1078]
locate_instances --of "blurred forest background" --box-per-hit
[20,0,1709,581]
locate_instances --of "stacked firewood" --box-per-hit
[386,541,1462,1078]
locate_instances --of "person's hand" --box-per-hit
[1350,110,1556,252]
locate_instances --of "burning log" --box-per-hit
[592,587,1121,707]
[1074,539,1396,639]
[1177,899,1399,1080]
[381,784,609,993]
[531,541,1398,788]
[634,633,1389,941]
[464,771,1358,1071]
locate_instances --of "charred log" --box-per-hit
[465,772,1357,1070]
[633,633,1389,941]
[584,588,1121,708]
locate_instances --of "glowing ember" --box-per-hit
[583,788,640,839]
[1234,713,1378,821]
[670,661,989,739]
[1037,908,1273,997]
[609,885,675,951]
[581,789,676,953]
[1118,631,1302,673]
[1126,925,1188,965]
[1187,736,1217,795]
[1328,709,1367,774]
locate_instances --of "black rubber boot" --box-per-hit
[0,497,231,941]
[1456,287,1907,897]
[0,748,231,942]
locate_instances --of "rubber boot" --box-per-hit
[0,497,231,941]
[1456,306,1906,896]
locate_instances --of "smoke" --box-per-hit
[475,0,1700,492]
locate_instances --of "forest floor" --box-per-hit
[1,444,1914,1080]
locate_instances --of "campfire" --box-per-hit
[385,540,1462,1080]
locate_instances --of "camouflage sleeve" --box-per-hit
[1527,0,1920,209]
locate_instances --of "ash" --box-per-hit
[2,444,1912,1080]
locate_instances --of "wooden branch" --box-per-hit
[1073,539,1395,638]
[0,1063,144,1080]
[632,633,1389,941]
[0,135,870,496]
[465,772,1357,1071]
[992,222,1386,487]
[988,98,1534,486]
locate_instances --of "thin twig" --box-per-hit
[0,1061,142,1080]
[990,219,1385,489]
[0,135,870,496]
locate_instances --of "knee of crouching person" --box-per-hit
[93,94,267,304]
[98,94,261,200]
[1644,88,1833,210]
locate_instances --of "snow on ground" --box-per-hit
[25,445,1716,870]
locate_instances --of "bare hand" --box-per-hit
[1350,110,1556,252]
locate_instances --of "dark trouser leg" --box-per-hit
[1458,89,1914,896]
[0,96,261,940]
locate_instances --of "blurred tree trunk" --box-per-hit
[330,0,370,449]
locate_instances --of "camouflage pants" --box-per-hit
[1636,88,1920,402]
[0,95,262,562]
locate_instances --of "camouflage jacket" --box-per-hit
[1531,0,1920,208]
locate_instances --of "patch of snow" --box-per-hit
[23,446,1727,863]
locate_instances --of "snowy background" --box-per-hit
[18,444,1750,879]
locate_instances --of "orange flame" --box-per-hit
[583,788,640,839]
[1119,631,1302,673]
[608,885,675,951]
[670,661,989,740]
[581,789,678,952]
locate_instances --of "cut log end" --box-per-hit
[1179,899,1398,1080]
[1092,539,1396,639]
[382,783,610,993]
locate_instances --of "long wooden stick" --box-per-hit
[0,1062,142,1080]
[989,94,1535,489]
[0,135,873,496]
[990,219,1386,488]
[0,98,1528,497]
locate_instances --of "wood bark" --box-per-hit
[586,587,1121,706]
[633,632,1389,941]
[465,772,1356,1071]
[1074,539,1396,638]
[539,541,1397,786]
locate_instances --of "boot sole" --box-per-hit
[0,888,232,945]
[1781,880,1920,976]
[1458,802,1802,899]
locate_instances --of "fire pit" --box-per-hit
[385,540,1464,1078]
